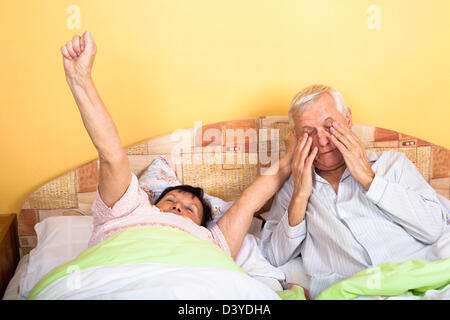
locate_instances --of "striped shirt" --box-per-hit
[260,150,447,299]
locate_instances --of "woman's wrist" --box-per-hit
[66,73,92,89]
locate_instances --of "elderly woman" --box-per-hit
[59,31,317,262]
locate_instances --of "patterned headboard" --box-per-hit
[17,116,450,257]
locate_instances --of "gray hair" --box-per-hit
[288,84,348,130]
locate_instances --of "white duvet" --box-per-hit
[34,263,281,300]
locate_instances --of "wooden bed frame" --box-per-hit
[0,214,19,298]
[11,116,450,262]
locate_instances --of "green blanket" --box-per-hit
[28,225,447,300]
[27,225,305,300]
[316,258,450,300]
[27,226,245,299]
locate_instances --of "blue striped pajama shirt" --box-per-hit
[260,150,447,299]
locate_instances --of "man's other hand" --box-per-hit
[330,121,375,190]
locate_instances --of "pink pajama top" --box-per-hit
[88,173,231,256]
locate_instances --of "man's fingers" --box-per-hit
[330,125,352,151]
[294,135,311,165]
[305,147,318,168]
[331,122,357,148]
[292,133,308,164]
[298,133,310,151]
[301,147,318,184]
[294,136,313,172]
[292,135,308,174]
[295,133,309,154]
[300,136,313,160]
[330,134,348,155]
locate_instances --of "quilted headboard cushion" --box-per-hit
[17,116,450,257]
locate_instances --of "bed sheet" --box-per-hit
[2,254,29,300]
[3,244,299,300]
[3,217,291,300]
[5,222,447,300]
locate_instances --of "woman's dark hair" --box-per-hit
[154,185,212,227]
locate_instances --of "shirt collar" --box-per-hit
[313,149,379,185]
[366,149,379,163]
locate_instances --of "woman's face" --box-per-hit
[155,190,204,225]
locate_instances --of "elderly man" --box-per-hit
[260,84,447,299]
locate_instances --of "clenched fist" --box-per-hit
[60,31,97,85]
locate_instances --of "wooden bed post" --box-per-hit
[0,214,20,298]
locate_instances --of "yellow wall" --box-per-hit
[1,0,449,215]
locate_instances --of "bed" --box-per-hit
[2,116,450,300]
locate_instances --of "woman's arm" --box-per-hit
[217,132,299,259]
[61,32,131,207]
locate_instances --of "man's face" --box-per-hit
[293,93,351,171]
[155,190,203,225]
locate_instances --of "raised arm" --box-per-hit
[60,31,131,208]
[217,132,303,259]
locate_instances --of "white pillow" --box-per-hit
[19,216,93,298]
[139,156,234,226]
